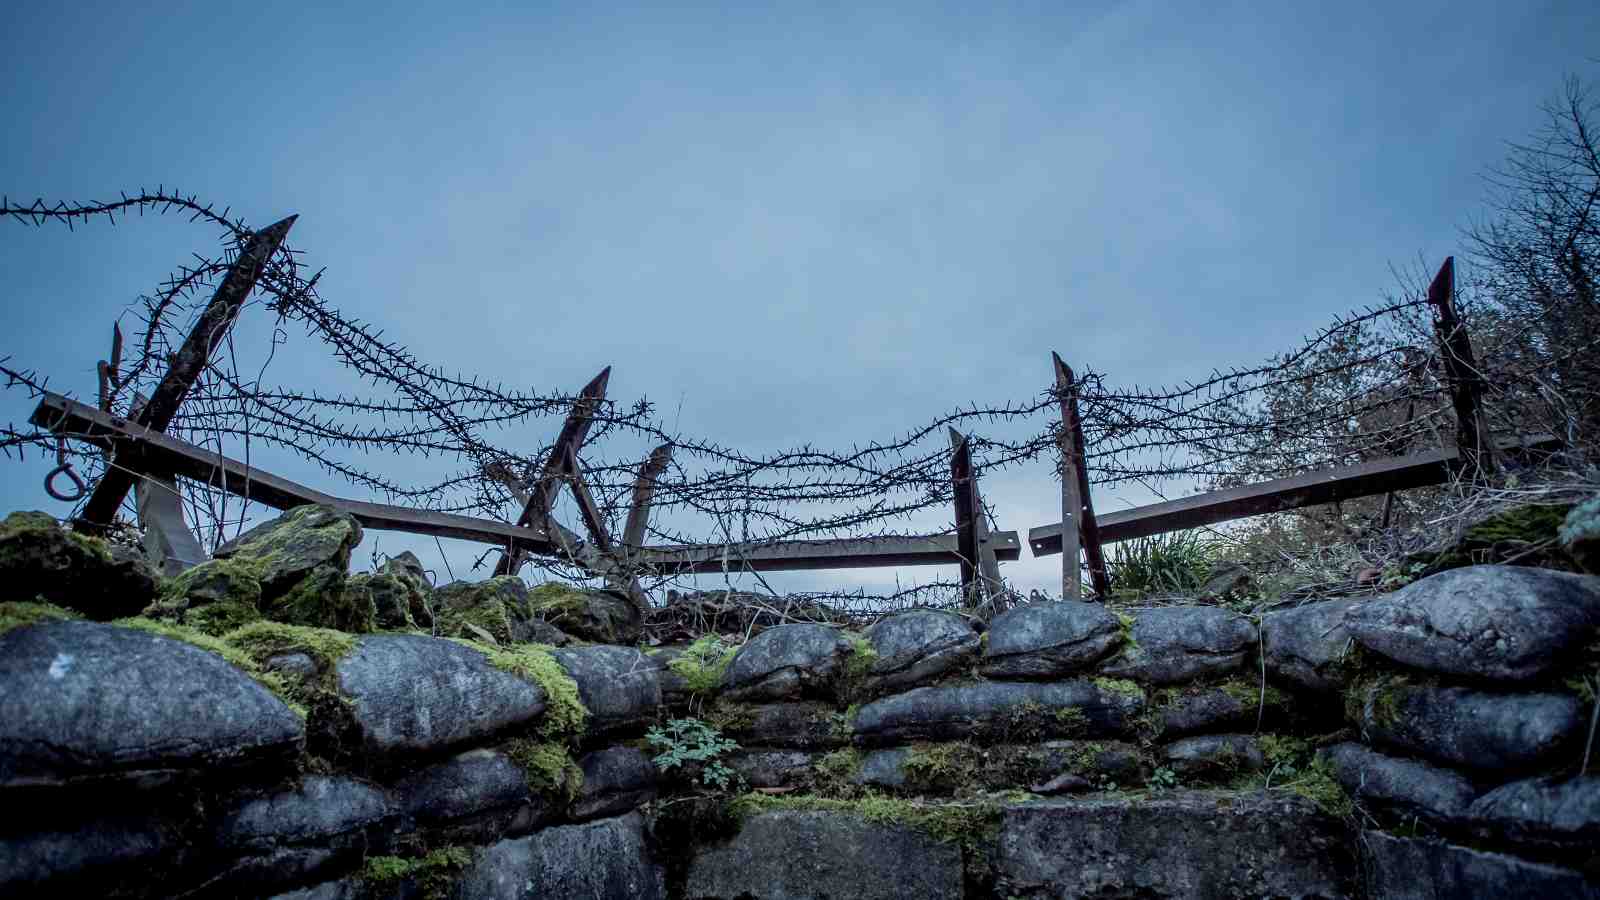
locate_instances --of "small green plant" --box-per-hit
[1149,766,1180,790]
[1378,561,1426,591]
[646,718,742,790]
[1105,531,1218,598]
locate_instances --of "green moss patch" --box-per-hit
[669,634,740,696]
[363,846,473,899]
[528,582,587,615]
[0,600,79,635]
[1421,502,1579,574]
[843,632,878,685]
[503,738,583,802]
[903,741,983,793]
[731,791,1001,849]
[448,639,587,740]
[813,748,864,796]
[224,621,359,670]
[1093,677,1146,701]
[270,563,374,634]
[112,616,306,719]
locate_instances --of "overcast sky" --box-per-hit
[3,1,1597,597]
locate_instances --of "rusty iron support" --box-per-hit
[1052,353,1109,598]
[495,366,610,575]
[560,444,650,614]
[622,443,673,554]
[1428,257,1497,480]
[637,531,1020,574]
[37,391,1029,575]
[1053,353,1086,599]
[33,393,560,554]
[948,428,1005,610]
[1028,432,1561,556]
[126,391,203,575]
[77,216,297,530]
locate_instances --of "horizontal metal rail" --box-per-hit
[33,393,561,555]
[34,392,1022,573]
[636,531,1022,575]
[1027,433,1561,556]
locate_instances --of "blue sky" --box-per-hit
[3,1,1597,596]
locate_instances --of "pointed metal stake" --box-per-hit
[1428,257,1496,481]
[78,215,297,530]
[495,366,611,576]
[949,428,1005,613]
[1052,352,1109,599]
[623,443,673,554]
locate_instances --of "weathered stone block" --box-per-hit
[1350,681,1581,772]
[722,623,850,702]
[1360,828,1599,899]
[852,680,1143,746]
[1320,742,1477,827]
[210,775,397,896]
[553,645,661,736]
[726,750,817,789]
[0,621,302,789]
[713,702,847,750]
[215,505,366,631]
[685,809,962,900]
[1161,733,1264,780]
[995,793,1353,899]
[1097,607,1257,684]
[0,812,188,898]
[218,775,395,851]
[979,601,1122,679]
[392,749,541,832]
[573,746,658,821]
[336,635,546,758]
[1346,565,1600,682]
[456,813,664,900]
[0,510,156,619]
[1262,597,1361,694]
[1469,775,1600,853]
[862,609,979,694]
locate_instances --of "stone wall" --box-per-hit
[1,506,1597,899]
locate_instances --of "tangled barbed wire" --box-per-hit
[3,187,1588,613]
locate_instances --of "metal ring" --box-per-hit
[45,464,87,502]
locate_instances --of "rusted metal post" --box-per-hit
[1053,353,1086,599]
[76,216,297,530]
[622,443,673,556]
[1052,353,1109,599]
[560,444,650,615]
[124,392,204,575]
[1427,257,1496,481]
[949,428,1004,611]
[495,367,611,575]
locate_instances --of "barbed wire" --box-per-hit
[4,189,1585,610]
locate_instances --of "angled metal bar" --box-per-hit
[562,445,613,556]
[622,443,673,551]
[1052,353,1086,599]
[33,393,559,554]
[1028,433,1561,556]
[949,428,981,600]
[1056,356,1109,597]
[495,366,610,575]
[949,427,1005,611]
[78,216,296,529]
[126,391,203,576]
[1428,256,1496,479]
[635,531,1022,575]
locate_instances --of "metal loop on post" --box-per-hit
[45,464,87,502]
